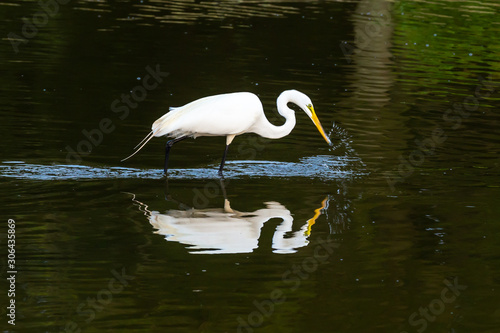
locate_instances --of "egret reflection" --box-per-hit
[129,193,328,254]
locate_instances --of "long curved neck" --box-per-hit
[254,94,296,139]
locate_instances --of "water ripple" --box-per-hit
[0,155,364,181]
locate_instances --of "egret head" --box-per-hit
[286,90,332,146]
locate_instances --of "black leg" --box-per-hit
[164,136,188,175]
[218,144,230,176]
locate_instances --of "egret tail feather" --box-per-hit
[121,131,156,162]
[134,130,154,149]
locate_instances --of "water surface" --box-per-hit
[1,0,500,332]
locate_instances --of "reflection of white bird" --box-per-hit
[151,200,302,254]
[121,90,332,175]
[128,194,328,254]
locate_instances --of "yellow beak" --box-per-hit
[308,105,332,146]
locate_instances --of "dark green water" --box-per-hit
[1,1,500,332]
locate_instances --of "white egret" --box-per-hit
[121,89,332,175]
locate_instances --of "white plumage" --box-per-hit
[154,92,261,138]
[122,89,332,175]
